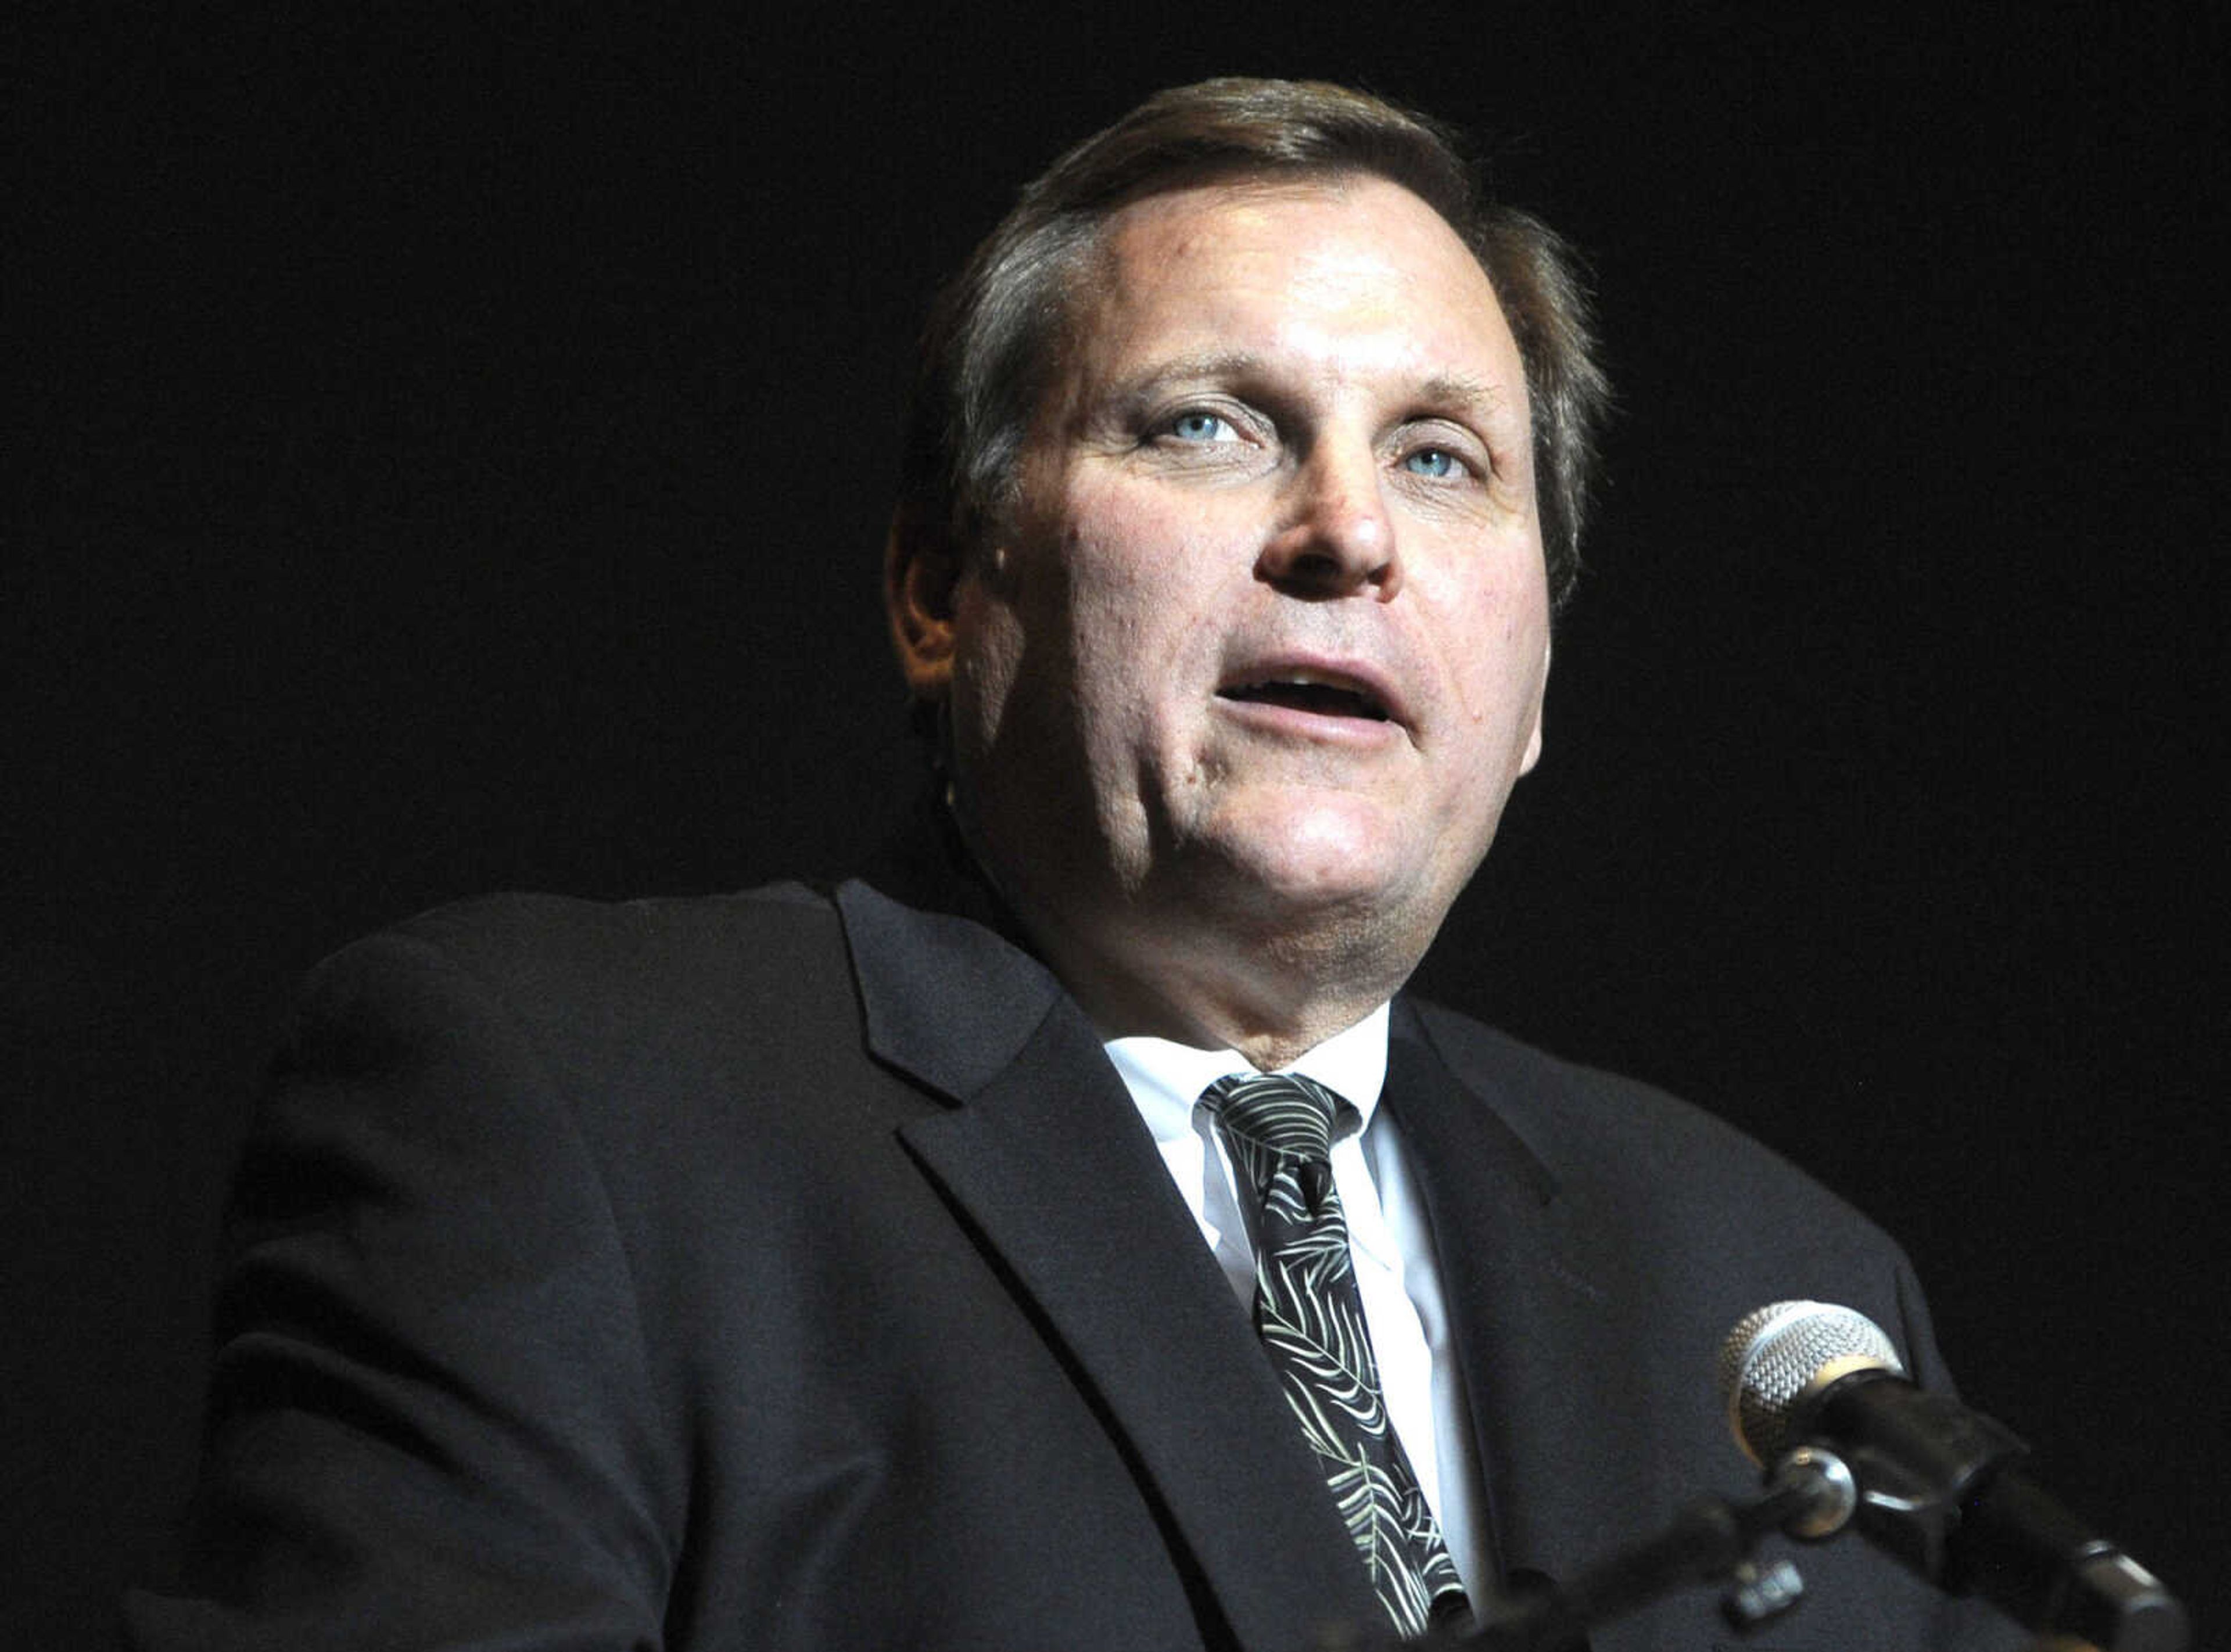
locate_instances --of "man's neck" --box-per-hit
[927,795,1430,1068]
[1017,899,1414,1072]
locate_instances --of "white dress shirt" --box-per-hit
[1103,1006,1489,1597]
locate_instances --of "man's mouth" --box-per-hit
[1216,674,1392,723]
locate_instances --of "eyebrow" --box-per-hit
[1102,350,1264,398]
[1413,371,1509,418]
[1103,354,1511,419]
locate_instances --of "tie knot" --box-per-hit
[1202,1071,1342,1165]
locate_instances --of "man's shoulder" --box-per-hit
[1401,994,1899,1254]
[1401,992,1774,1154]
[291,881,860,1060]
[345,879,844,984]
[400,878,834,949]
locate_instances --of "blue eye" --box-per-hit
[1403,447,1462,479]
[1169,411,1235,443]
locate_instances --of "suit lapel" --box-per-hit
[836,880,1383,1648]
[1383,1000,1638,1598]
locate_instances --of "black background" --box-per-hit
[8,6,2224,1646]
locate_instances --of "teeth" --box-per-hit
[1222,676,1389,721]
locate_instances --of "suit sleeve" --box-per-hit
[124,926,682,1650]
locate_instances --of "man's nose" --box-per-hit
[1255,441,1404,601]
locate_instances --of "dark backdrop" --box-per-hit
[9,8,2223,1647]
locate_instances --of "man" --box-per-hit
[128,80,2016,1650]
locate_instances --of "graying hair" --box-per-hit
[894,76,1611,611]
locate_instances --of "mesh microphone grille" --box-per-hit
[1717,1301,1904,1464]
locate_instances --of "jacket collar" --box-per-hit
[835,872,1630,1636]
[835,877,1386,1648]
[1387,1000,1631,1601]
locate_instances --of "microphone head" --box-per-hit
[1718,1301,1905,1464]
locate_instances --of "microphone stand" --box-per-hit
[1368,1442,2188,1652]
[1434,1451,1849,1652]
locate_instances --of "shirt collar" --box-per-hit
[1103,1003,1392,1144]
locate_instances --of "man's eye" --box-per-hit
[1401,447,1465,479]
[1168,411,1238,443]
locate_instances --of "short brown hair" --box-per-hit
[894,76,1611,611]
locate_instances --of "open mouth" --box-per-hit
[1217,677,1391,722]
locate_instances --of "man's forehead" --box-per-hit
[1059,176,1520,398]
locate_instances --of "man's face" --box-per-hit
[938,175,1551,988]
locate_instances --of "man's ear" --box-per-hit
[1519,635,1551,774]
[883,507,964,700]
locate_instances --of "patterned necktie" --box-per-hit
[1202,1072,1469,1638]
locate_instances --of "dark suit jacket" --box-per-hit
[125,878,2019,1651]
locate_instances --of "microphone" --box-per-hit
[1716,1301,2188,1652]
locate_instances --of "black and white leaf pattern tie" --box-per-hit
[1203,1072,1469,1638]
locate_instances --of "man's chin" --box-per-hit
[1186,798,1424,893]
[1174,833,1446,947]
